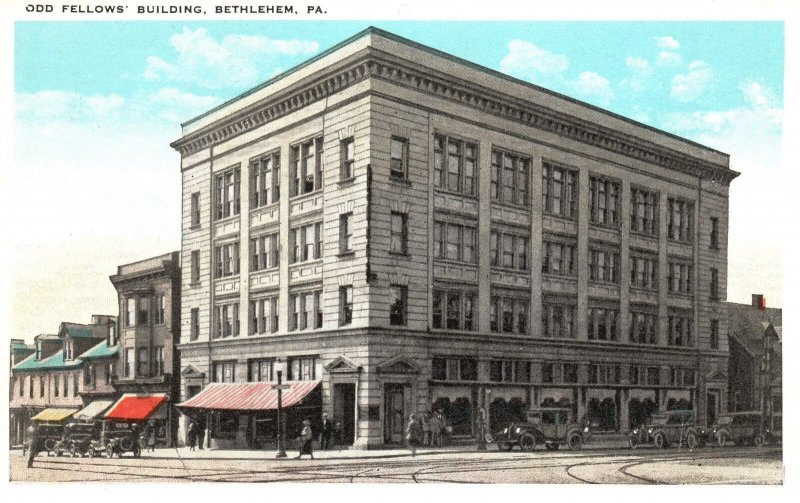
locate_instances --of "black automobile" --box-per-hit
[23,424,63,457]
[494,407,586,452]
[88,421,142,458]
[709,411,772,447]
[640,409,707,449]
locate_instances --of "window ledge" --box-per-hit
[389,251,411,258]
[542,273,577,281]
[542,213,579,223]
[491,200,531,211]
[189,224,201,231]
[189,281,201,288]
[667,238,694,246]
[589,222,621,231]
[289,189,323,200]
[588,280,621,287]
[213,274,240,281]
[337,251,356,259]
[433,187,479,200]
[491,266,530,274]
[337,177,356,187]
[630,230,658,240]
[389,175,412,187]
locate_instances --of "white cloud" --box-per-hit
[655,36,680,50]
[570,71,614,106]
[500,39,569,82]
[670,60,713,102]
[144,27,319,89]
[656,50,683,67]
[16,90,125,121]
[625,56,652,76]
[739,80,774,108]
[147,87,220,123]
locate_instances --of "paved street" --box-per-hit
[10,445,782,484]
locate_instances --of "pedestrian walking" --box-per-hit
[187,422,197,451]
[26,423,38,468]
[144,420,157,453]
[430,410,443,447]
[422,412,431,446]
[196,420,206,450]
[296,419,314,459]
[405,414,423,457]
[320,413,333,450]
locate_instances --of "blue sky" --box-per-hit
[10,20,786,339]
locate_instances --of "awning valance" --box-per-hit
[32,408,77,422]
[178,380,320,411]
[73,400,114,421]
[105,393,168,421]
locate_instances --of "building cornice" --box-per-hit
[171,49,738,186]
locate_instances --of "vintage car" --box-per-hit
[646,409,707,449]
[59,422,99,457]
[710,411,772,447]
[88,421,142,458]
[494,407,586,451]
[23,424,64,456]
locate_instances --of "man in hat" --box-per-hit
[26,423,39,468]
[297,419,314,459]
[320,413,333,450]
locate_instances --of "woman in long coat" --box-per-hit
[297,419,314,459]
[187,422,197,451]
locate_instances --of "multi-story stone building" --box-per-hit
[109,251,181,445]
[172,28,737,448]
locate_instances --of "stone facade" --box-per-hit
[173,28,737,449]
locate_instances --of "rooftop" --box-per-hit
[12,351,83,373]
[79,340,119,360]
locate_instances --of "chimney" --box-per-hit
[752,294,766,311]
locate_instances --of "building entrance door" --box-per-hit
[706,390,719,426]
[333,383,356,445]
[384,384,406,444]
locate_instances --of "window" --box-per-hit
[630,187,658,236]
[214,167,240,220]
[668,261,693,295]
[490,293,529,335]
[629,309,658,344]
[125,298,135,327]
[191,250,200,284]
[288,290,322,331]
[214,241,240,278]
[54,375,60,397]
[588,305,619,341]
[137,347,149,377]
[250,151,280,208]
[668,198,694,243]
[339,213,353,254]
[190,308,199,341]
[433,221,477,263]
[630,252,658,290]
[190,192,201,227]
[710,217,719,249]
[248,359,274,382]
[249,296,279,335]
[542,362,555,383]
[291,223,322,263]
[389,285,407,326]
[630,365,660,385]
[491,148,530,206]
[589,175,621,227]
[710,268,719,299]
[72,374,78,396]
[340,137,355,179]
[542,163,578,218]
[541,239,576,276]
[589,246,620,284]
[251,233,280,271]
[490,360,531,383]
[390,212,408,254]
[588,364,621,384]
[291,137,323,196]
[563,363,579,383]
[39,376,45,397]
[710,319,720,349]
[108,323,117,346]
[668,311,693,347]
[670,368,696,387]
[153,347,164,376]
[28,376,33,398]
[135,297,149,326]
[432,289,476,331]
[154,294,166,325]
[106,363,114,384]
[431,357,478,381]
[288,356,317,381]
[390,137,408,179]
[340,286,353,325]
[491,231,529,270]
[124,348,133,378]
[433,134,477,195]
[213,302,239,339]
[541,299,576,338]
[213,361,236,383]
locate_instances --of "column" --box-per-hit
[576,168,590,340]
[619,179,631,342]
[239,158,251,338]
[657,193,669,345]
[530,154,543,336]
[278,144,291,333]
[477,142,493,332]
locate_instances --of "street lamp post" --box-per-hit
[273,359,288,458]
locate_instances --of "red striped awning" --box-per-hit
[178,381,320,411]
[105,393,168,421]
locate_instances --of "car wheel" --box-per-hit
[88,448,95,458]
[105,444,114,459]
[567,433,583,451]
[519,434,536,452]
[686,433,699,449]
[629,437,639,450]
[654,433,667,449]
[754,434,766,448]
[717,433,728,447]
[44,439,56,451]
[496,441,508,451]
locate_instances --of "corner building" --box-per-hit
[172,28,737,449]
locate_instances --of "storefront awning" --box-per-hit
[178,380,320,411]
[73,400,114,421]
[105,393,168,421]
[32,408,77,422]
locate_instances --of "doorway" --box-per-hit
[384,383,406,444]
[333,383,356,445]
[706,390,719,426]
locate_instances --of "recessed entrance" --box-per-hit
[384,383,406,444]
[333,383,356,445]
[706,389,719,426]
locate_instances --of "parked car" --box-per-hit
[709,411,770,447]
[22,424,64,457]
[494,407,586,451]
[63,422,99,457]
[88,421,142,458]
[646,409,706,449]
